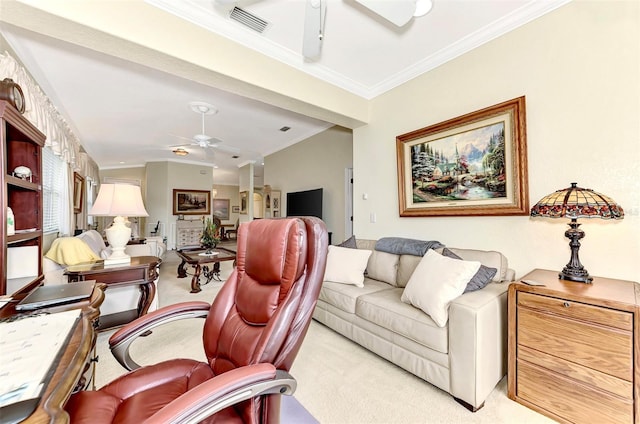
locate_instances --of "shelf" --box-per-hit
[6,275,41,295]
[7,230,42,244]
[6,175,39,191]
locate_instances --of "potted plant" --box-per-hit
[200,217,220,254]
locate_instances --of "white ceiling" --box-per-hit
[0,0,569,185]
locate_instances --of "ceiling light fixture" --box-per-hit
[173,148,189,156]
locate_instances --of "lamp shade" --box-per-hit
[530,182,624,220]
[89,184,149,217]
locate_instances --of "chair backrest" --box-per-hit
[203,217,328,423]
[150,220,160,236]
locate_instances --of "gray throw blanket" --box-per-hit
[375,237,444,257]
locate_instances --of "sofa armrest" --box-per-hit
[448,281,510,409]
[43,257,66,285]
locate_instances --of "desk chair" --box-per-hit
[66,217,328,424]
[226,218,239,240]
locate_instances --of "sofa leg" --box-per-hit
[453,397,484,412]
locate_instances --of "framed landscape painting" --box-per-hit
[212,198,230,220]
[173,189,211,215]
[396,96,529,217]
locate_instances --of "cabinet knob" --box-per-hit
[563,302,570,308]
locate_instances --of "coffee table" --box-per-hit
[176,246,237,293]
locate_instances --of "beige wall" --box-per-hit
[143,161,214,249]
[265,126,353,244]
[353,1,640,282]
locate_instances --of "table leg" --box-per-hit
[177,259,188,278]
[137,281,156,317]
[212,262,222,281]
[202,265,214,286]
[190,264,202,293]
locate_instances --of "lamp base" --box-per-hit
[104,216,132,267]
[559,219,593,284]
[559,270,593,283]
[104,256,132,266]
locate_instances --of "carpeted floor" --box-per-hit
[94,249,554,424]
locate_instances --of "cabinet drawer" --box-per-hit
[518,345,633,399]
[517,307,632,381]
[517,360,633,424]
[518,291,632,331]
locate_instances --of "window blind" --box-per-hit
[42,147,64,233]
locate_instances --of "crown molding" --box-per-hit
[147,0,572,100]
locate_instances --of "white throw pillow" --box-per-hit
[324,245,372,288]
[401,249,481,327]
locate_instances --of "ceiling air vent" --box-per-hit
[229,6,269,33]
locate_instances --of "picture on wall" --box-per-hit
[239,191,248,215]
[212,198,230,220]
[232,206,240,213]
[73,172,84,214]
[396,96,528,217]
[172,189,211,215]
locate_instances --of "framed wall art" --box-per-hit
[232,206,240,213]
[239,191,248,215]
[73,172,84,213]
[212,198,230,220]
[172,189,211,215]
[396,96,528,217]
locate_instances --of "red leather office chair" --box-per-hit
[66,217,328,424]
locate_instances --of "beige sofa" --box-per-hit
[43,230,165,315]
[312,238,514,411]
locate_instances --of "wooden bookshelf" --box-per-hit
[1,100,46,295]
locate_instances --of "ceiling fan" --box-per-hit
[170,101,241,156]
[214,0,433,59]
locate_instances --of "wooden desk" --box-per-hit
[0,283,105,423]
[64,256,161,330]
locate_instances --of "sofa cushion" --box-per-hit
[365,250,400,286]
[356,288,449,354]
[401,250,480,327]
[320,278,392,314]
[441,248,497,293]
[337,235,357,249]
[76,230,107,256]
[324,245,372,287]
[442,247,509,282]
[397,254,422,288]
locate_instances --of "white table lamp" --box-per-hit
[89,184,149,265]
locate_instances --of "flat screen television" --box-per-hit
[286,188,323,219]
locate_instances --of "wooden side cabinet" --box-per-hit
[508,269,640,424]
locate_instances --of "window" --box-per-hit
[42,147,65,233]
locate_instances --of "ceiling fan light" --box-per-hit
[414,0,433,17]
[173,148,189,156]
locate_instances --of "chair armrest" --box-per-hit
[110,301,211,370]
[144,363,296,424]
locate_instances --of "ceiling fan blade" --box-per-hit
[354,0,416,27]
[302,0,326,59]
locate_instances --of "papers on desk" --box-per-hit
[0,310,80,408]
